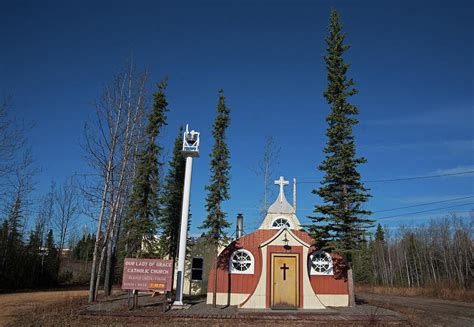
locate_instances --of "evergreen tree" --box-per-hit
[0,192,24,287]
[72,233,94,261]
[200,89,231,307]
[25,224,42,286]
[353,239,374,284]
[0,220,8,271]
[158,126,186,262]
[124,80,168,256]
[375,224,385,243]
[43,229,59,285]
[309,8,373,255]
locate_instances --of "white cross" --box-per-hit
[274,176,289,203]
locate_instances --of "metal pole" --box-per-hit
[173,156,193,306]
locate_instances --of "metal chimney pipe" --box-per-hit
[236,213,243,238]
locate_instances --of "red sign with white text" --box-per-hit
[121,258,173,292]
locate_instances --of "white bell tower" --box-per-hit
[174,124,200,306]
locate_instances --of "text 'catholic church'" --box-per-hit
[206,176,349,309]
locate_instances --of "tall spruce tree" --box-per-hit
[309,9,373,256]
[43,229,59,285]
[124,80,168,257]
[0,192,24,287]
[200,89,231,307]
[374,224,385,243]
[158,126,186,264]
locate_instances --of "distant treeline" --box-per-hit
[354,215,473,290]
[0,221,59,289]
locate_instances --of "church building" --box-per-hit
[206,176,349,309]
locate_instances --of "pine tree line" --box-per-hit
[354,217,473,290]
[0,198,59,288]
[0,100,60,289]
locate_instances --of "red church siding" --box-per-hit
[208,228,348,299]
[292,230,349,295]
[309,275,348,294]
[208,230,278,294]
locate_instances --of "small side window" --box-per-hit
[191,257,203,280]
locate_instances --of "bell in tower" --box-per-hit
[182,124,200,157]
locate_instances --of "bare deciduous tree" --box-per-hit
[253,136,281,217]
[83,63,148,302]
[0,98,27,181]
[54,177,79,260]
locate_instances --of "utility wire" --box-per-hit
[365,171,474,183]
[297,170,474,184]
[376,202,474,220]
[374,195,474,213]
[295,195,474,213]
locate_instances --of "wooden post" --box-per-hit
[133,290,138,309]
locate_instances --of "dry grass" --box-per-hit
[0,290,88,327]
[8,297,87,327]
[356,284,474,302]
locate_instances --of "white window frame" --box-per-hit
[309,251,334,275]
[229,249,255,274]
[270,217,293,229]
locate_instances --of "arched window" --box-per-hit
[309,251,333,275]
[271,217,292,229]
[229,249,254,274]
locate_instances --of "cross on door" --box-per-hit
[280,263,290,280]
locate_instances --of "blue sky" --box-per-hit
[1,0,473,236]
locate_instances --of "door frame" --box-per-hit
[270,252,299,308]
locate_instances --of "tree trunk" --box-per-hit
[88,180,110,303]
[103,230,114,296]
[348,266,355,307]
[94,243,107,300]
[212,247,218,307]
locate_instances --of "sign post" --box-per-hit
[122,258,173,309]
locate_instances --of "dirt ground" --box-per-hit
[0,289,88,327]
[1,289,473,326]
[357,292,474,327]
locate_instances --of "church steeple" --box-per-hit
[268,176,294,214]
[259,175,301,230]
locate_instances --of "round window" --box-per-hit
[310,252,333,275]
[230,250,254,274]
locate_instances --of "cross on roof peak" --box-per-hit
[274,176,289,203]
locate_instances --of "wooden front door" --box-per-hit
[271,254,299,308]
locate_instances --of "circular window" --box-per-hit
[230,249,254,274]
[310,252,333,275]
[271,218,292,229]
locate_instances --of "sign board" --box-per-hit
[121,258,173,292]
